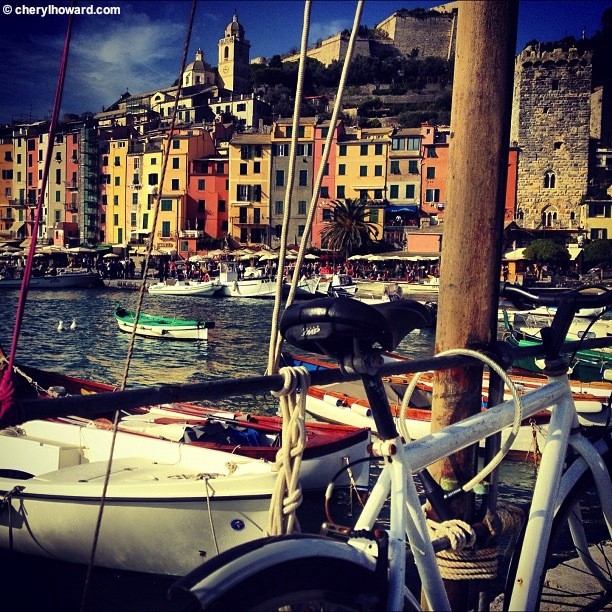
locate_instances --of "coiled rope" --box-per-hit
[266,366,310,536]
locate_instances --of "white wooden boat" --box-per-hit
[0,418,277,576]
[114,305,214,340]
[0,270,102,290]
[147,278,220,296]
[215,261,278,298]
[399,276,440,294]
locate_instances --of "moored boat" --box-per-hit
[0,269,103,289]
[113,305,215,340]
[147,277,220,296]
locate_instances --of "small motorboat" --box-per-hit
[113,305,214,340]
[147,277,220,296]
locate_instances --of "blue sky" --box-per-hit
[0,1,609,124]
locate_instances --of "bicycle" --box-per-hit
[170,285,612,611]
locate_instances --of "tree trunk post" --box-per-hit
[428,1,518,609]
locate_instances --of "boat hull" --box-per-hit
[0,419,276,576]
[147,280,219,296]
[0,272,102,289]
[114,306,214,340]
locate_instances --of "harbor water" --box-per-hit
[0,288,538,610]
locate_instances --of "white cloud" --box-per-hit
[309,19,351,43]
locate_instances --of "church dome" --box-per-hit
[225,13,244,39]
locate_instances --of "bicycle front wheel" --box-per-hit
[505,438,612,610]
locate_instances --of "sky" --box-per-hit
[0,0,609,124]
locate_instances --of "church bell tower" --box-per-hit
[217,13,251,94]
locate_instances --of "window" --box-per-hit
[172,157,179,169]
[298,200,307,215]
[55,190,61,202]
[276,170,285,187]
[426,167,436,179]
[337,185,345,199]
[299,170,307,187]
[408,160,419,174]
[298,224,305,237]
[323,163,329,176]
[216,162,225,174]
[161,199,172,211]
[551,79,559,91]
[218,200,226,212]
[198,179,205,190]
[359,190,369,199]
[425,189,440,202]
[360,144,368,156]
[374,189,383,199]
[273,144,289,156]
[171,179,179,190]
[285,126,292,138]
[406,184,415,199]
[113,214,119,225]
[132,193,138,205]
[197,200,205,213]
[161,221,171,237]
[275,200,283,215]
[253,185,262,202]
[320,186,329,198]
[114,176,120,186]
[390,161,400,175]
[339,145,347,157]
[321,128,329,138]
[253,161,261,173]
[151,157,157,165]
[172,140,180,149]
[298,126,305,138]
[375,143,383,155]
[426,146,436,158]
[240,163,248,175]
[389,185,399,199]
[297,143,312,156]
[55,169,61,184]
[102,156,108,166]
[114,156,120,166]
[237,185,250,201]
[544,171,556,189]
[131,213,137,227]
[368,209,379,223]
[322,209,332,221]
[338,164,346,176]
[360,166,368,177]
[407,137,420,151]
[113,195,119,206]
[133,173,139,185]
[374,165,383,177]
[148,173,158,186]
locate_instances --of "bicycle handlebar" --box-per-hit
[501,283,612,310]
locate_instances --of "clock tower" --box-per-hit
[217,13,251,94]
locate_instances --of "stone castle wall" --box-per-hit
[511,47,593,230]
[283,9,456,67]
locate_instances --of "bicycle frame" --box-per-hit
[347,371,612,611]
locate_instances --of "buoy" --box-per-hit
[70,319,76,330]
[57,321,64,331]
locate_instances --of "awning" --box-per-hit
[385,206,418,213]
[10,221,24,232]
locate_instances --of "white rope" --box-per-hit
[267,366,310,536]
[398,348,524,493]
[267,0,365,374]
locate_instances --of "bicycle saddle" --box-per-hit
[280,296,433,361]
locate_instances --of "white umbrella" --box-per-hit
[189,254,206,262]
[67,247,96,254]
[304,253,319,260]
[103,253,119,259]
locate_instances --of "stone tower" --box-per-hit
[510,46,592,231]
[217,13,251,94]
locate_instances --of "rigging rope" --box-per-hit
[80,3,198,609]
[0,9,74,426]
[266,0,365,375]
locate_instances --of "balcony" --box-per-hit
[179,229,207,238]
[65,180,78,190]
[231,214,268,226]
[65,201,78,212]
[0,214,15,222]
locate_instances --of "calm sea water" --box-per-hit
[0,288,536,610]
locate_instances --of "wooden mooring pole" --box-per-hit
[428,1,518,609]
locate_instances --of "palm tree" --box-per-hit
[320,198,379,259]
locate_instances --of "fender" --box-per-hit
[170,534,376,607]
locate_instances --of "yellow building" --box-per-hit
[105,137,129,245]
[227,132,271,245]
[335,126,392,240]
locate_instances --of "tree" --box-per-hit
[320,199,379,259]
[523,239,571,267]
[582,239,612,269]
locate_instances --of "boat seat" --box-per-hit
[280,297,432,361]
